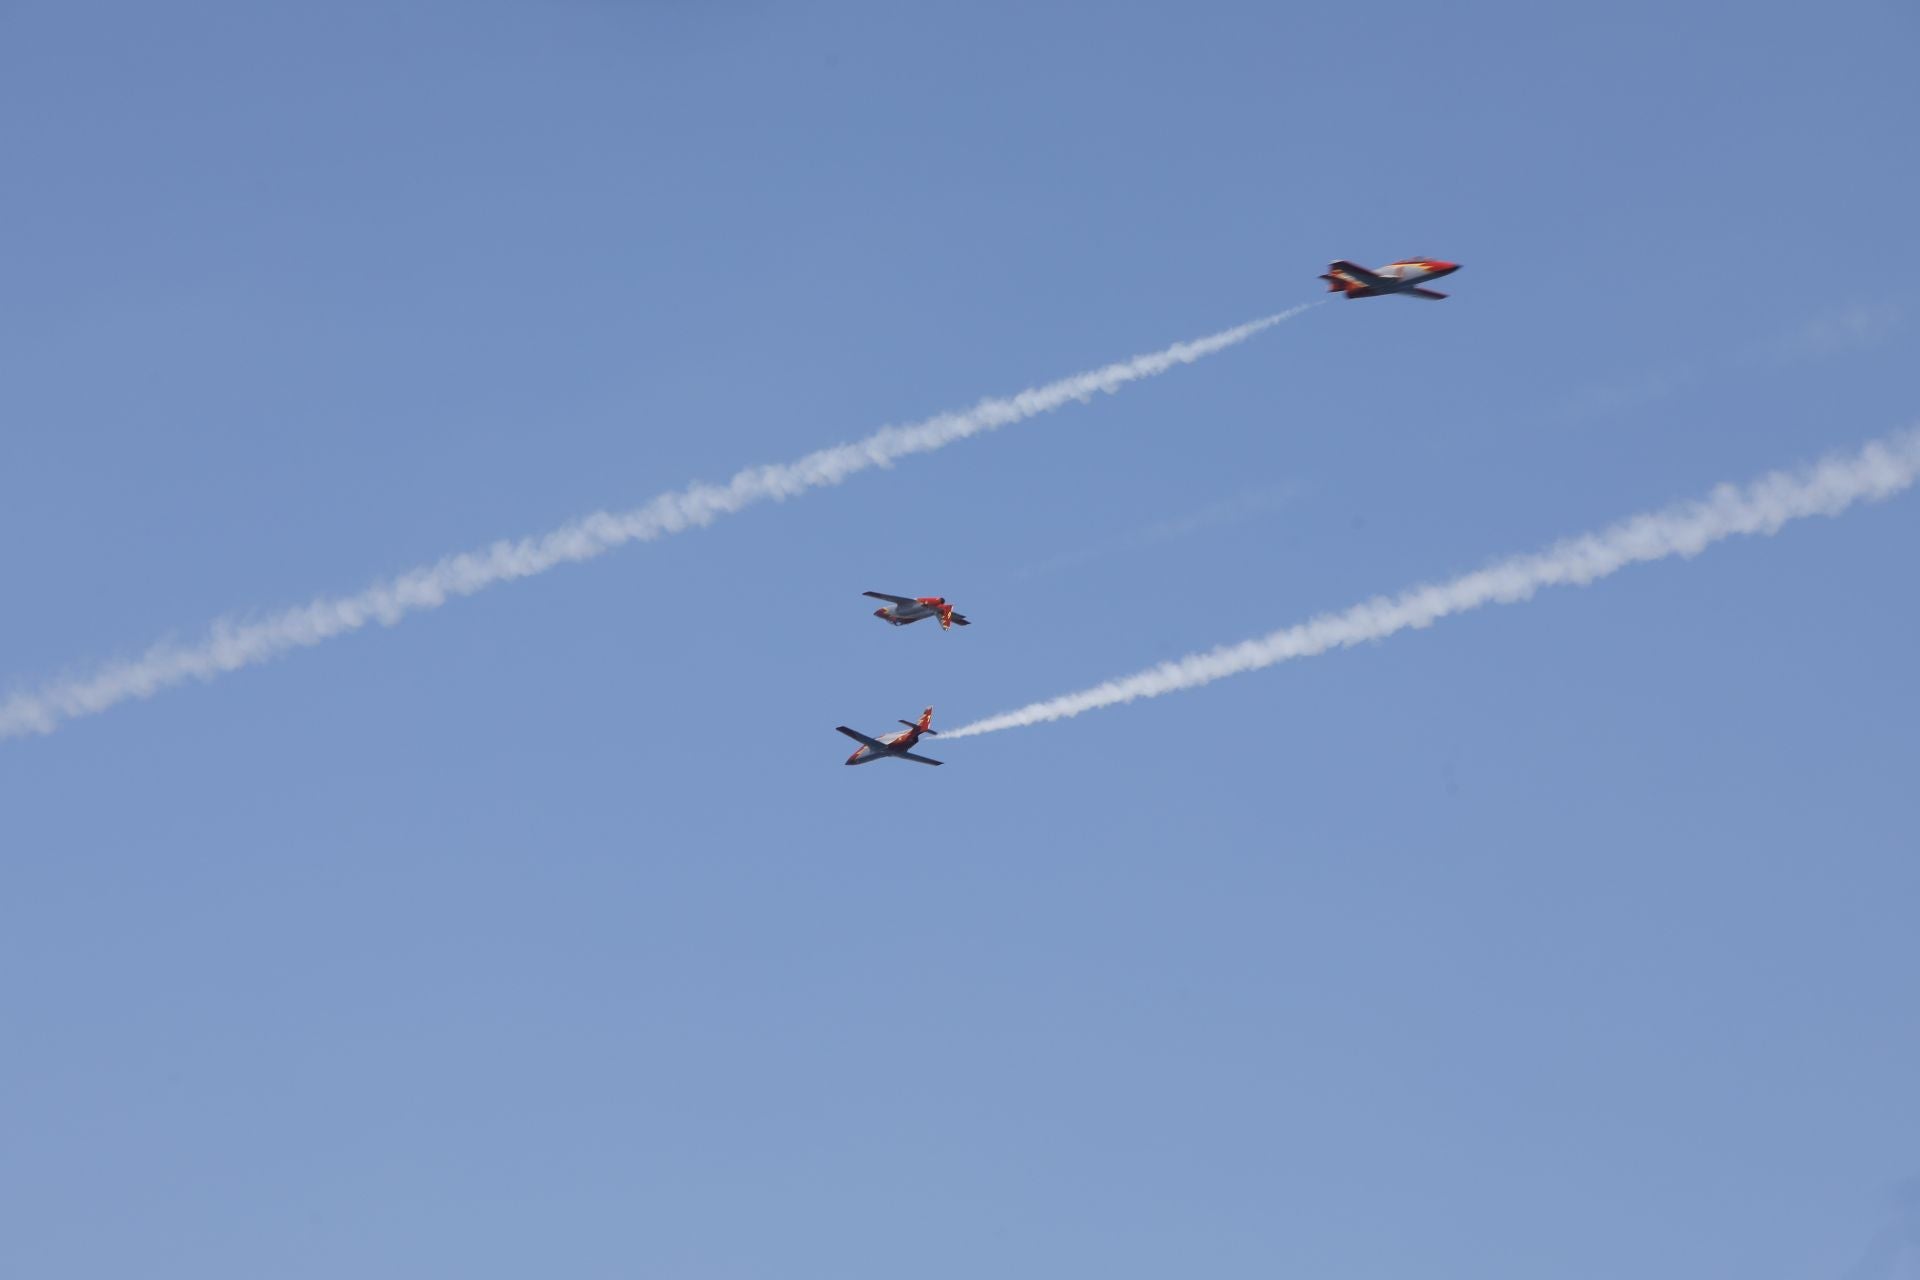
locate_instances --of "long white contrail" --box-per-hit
[946,427,1920,738]
[0,305,1314,740]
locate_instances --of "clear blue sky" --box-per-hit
[4,2,1917,1277]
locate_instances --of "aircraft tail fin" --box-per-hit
[1321,273,1374,298]
[901,720,939,736]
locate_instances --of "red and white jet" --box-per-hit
[1320,258,1461,300]
[836,706,943,767]
[863,591,971,630]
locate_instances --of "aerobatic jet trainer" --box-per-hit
[1320,258,1461,300]
[863,592,971,630]
[836,707,943,767]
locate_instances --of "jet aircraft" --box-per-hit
[836,707,943,767]
[863,591,971,630]
[1320,258,1461,300]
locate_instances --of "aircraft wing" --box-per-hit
[835,726,890,751]
[1327,260,1389,288]
[895,751,944,766]
[862,591,916,607]
[1404,287,1448,300]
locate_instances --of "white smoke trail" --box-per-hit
[947,427,1920,738]
[0,305,1314,740]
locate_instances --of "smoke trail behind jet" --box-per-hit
[0,305,1314,740]
[946,427,1920,738]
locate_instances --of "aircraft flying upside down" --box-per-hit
[863,591,970,630]
[1320,258,1461,300]
[837,707,943,767]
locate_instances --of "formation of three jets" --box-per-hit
[839,257,1464,768]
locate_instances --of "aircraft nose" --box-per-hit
[1430,261,1460,275]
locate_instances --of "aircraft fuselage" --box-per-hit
[874,601,941,625]
[844,729,914,765]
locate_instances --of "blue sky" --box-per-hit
[3,2,1917,1276]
